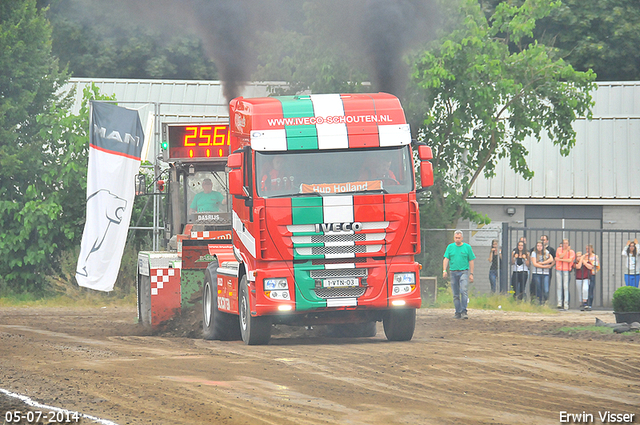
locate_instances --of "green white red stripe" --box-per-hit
[249,93,411,151]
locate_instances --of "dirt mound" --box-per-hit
[153,301,204,338]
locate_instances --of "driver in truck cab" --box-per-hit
[260,155,294,192]
[190,178,225,213]
[359,156,398,184]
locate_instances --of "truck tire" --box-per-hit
[239,275,272,345]
[383,308,416,341]
[327,321,377,338]
[202,266,241,341]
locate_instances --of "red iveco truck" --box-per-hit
[203,93,434,344]
[137,92,433,344]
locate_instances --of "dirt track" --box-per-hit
[1,306,639,425]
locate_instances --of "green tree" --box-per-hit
[0,0,119,293]
[0,0,68,292]
[481,0,640,81]
[252,3,371,94]
[44,0,218,80]
[535,0,640,81]
[409,0,596,228]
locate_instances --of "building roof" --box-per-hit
[470,81,640,204]
[64,78,285,162]
[65,77,283,121]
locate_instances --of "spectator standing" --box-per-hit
[513,237,530,297]
[488,239,501,293]
[555,239,576,310]
[511,241,530,300]
[585,244,600,310]
[531,240,554,304]
[574,251,592,310]
[443,230,476,320]
[541,234,556,295]
[622,239,640,287]
[541,235,556,258]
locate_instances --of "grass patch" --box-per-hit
[0,292,136,308]
[426,286,557,314]
[556,326,615,335]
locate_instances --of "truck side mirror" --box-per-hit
[420,162,434,188]
[418,145,433,161]
[228,151,243,168]
[227,152,248,197]
[229,169,246,197]
[417,145,434,189]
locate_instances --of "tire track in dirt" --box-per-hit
[195,337,560,423]
[1,307,639,424]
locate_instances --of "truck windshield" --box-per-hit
[183,170,230,225]
[255,146,414,198]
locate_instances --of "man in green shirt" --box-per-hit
[443,230,476,319]
[190,178,225,213]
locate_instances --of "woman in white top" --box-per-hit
[622,239,640,287]
[511,241,530,301]
[531,240,554,304]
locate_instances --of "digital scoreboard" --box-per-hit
[162,123,230,161]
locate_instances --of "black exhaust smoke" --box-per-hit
[360,0,436,99]
[361,0,408,97]
[61,0,436,102]
[193,0,254,105]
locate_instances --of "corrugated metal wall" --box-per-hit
[471,82,640,201]
[64,79,640,200]
[65,77,282,120]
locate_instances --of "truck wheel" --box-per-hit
[327,321,377,338]
[383,308,416,341]
[239,275,272,345]
[202,267,241,341]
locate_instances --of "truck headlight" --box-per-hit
[264,278,287,290]
[393,272,415,285]
[392,272,415,296]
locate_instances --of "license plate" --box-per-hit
[322,278,359,288]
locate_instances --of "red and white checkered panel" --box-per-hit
[191,231,210,240]
[149,268,181,327]
[190,231,232,240]
[150,268,177,295]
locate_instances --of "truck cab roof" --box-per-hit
[229,93,411,152]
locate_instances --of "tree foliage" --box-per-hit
[409,0,596,228]
[481,0,640,81]
[251,3,372,95]
[0,0,119,292]
[0,0,67,291]
[43,0,218,80]
[536,0,640,81]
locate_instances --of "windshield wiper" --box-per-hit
[270,192,322,199]
[341,188,389,195]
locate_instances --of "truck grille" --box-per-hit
[295,244,383,256]
[313,287,367,299]
[287,222,388,259]
[310,269,367,279]
[310,234,366,243]
[312,245,367,255]
[312,258,367,266]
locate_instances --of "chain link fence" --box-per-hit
[420,226,639,309]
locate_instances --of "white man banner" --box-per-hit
[76,102,145,291]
